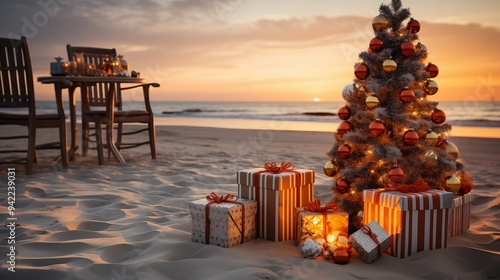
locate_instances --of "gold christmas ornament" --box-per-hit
[445,141,459,159]
[366,95,380,109]
[445,175,461,194]
[425,130,439,145]
[323,160,339,177]
[424,150,438,161]
[416,42,427,52]
[383,58,397,73]
[424,80,439,95]
[372,15,389,31]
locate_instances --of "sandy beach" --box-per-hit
[0,124,499,280]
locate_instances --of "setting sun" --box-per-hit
[313,98,320,102]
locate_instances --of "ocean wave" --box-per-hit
[161,108,247,115]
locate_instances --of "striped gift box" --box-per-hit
[449,192,472,237]
[363,189,453,258]
[237,168,315,241]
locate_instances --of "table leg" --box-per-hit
[68,86,79,161]
[106,83,126,164]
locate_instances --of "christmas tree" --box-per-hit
[325,0,472,234]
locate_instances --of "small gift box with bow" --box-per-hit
[363,188,453,258]
[349,220,390,264]
[295,200,348,245]
[237,162,315,241]
[189,193,257,248]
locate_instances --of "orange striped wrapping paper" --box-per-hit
[363,189,453,258]
[237,168,315,241]
[449,192,472,237]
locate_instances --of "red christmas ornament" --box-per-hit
[400,87,415,103]
[336,178,350,194]
[426,62,439,78]
[369,37,384,52]
[337,105,351,120]
[403,129,419,145]
[337,143,352,159]
[369,119,385,137]
[401,40,415,56]
[457,171,473,194]
[389,166,404,183]
[431,108,446,124]
[406,18,420,33]
[435,133,447,148]
[337,121,352,137]
[354,63,369,80]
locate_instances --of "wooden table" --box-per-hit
[37,76,148,164]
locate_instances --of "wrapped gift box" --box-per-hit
[349,220,390,263]
[237,167,315,241]
[295,205,348,245]
[189,197,257,248]
[363,189,453,258]
[449,192,472,237]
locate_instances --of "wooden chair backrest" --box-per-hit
[66,44,122,109]
[0,37,35,111]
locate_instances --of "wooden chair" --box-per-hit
[66,44,159,164]
[0,36,69,174]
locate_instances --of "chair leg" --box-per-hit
[82,120,89,157]
[33,147,38,163]
[116,123,123,150]
[95,121,105,165]
[60,122,69,168]
[26,126,36,175]
[149,121,157,160]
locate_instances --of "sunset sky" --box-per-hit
[1,0,499,102]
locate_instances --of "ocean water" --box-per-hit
[8,100,500,134]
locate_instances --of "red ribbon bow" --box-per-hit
[385,178,432,193]
[304,200,340,213]
[264,161,294,174]
[361,224,382,257]
[206,192,236,203]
